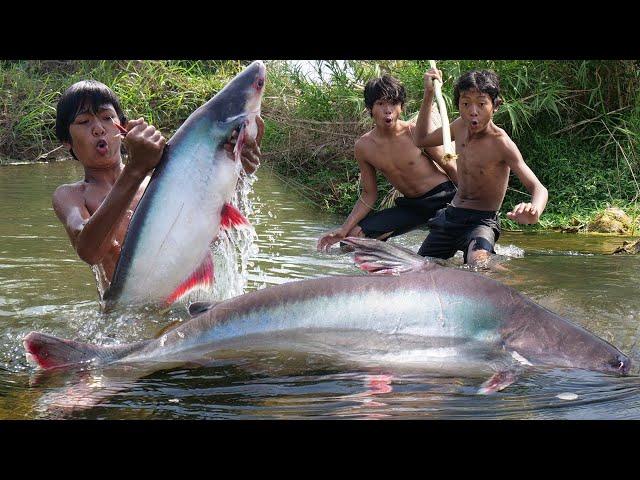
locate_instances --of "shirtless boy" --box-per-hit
[317,74,458,252]
[413,68,548,265]
[52,80,263,291]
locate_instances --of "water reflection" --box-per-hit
[1,161,639,419]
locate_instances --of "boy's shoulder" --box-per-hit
[488,123,516,149]
[52,180,86,202]
[355,129,376,150]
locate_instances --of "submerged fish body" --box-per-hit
[102,61,266,310]
[24,267,630,377]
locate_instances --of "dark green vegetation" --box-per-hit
[2,60,638,232]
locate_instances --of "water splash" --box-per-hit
[188,172,260,303]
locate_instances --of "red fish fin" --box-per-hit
[23,332,102,370]
[164,252,215,306]
[477,369,519,395]
[220,202,250,230]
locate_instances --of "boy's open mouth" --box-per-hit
[471,120,479,127]
[96,139,108,155]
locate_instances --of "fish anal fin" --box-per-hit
[164,252,215,306]
[220,202,250,230]
[477,369,519,395]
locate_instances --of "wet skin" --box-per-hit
[52,102,264,283]
[317,98,456,252]
[414,69,548,265]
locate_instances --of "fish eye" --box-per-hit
[257,78,264,88]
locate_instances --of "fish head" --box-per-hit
[577,341,631,376]
[611,352,631,375]
[200,60,266,163]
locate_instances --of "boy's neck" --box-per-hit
[83,160,125,185]
[375,119,405,137]
[467,119,496,139]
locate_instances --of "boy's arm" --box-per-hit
[414,118,459,185]
[317,141,378,252]
[503,140,548,224]
[52,168,149,265]
[54,118,166,265]
[413,68,455,149]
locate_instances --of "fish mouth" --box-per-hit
[618,358,631,375]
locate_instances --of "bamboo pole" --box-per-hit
[429,60,457,163]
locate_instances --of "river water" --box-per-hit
[1,160,639,419]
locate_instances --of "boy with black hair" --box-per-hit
[413,68,548,265]
[317,74,458,252]
[52,80,263,291]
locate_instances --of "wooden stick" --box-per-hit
[429,60,457,163]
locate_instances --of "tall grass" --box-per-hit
[1,59,638,230]
[0,60,247,161]
[263,60,639,229]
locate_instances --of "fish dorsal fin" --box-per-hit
[341,237,444,275]
[188,301,220,317]
[220,202,250,230]
[164,252,215,307]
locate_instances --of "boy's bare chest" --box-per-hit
[84,183,146,224]
[368,136,423,171]
[456,136,503,176]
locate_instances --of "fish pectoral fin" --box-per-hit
[220,202,250,230]
[164,252,215,306]
[188,301,220,317]
[477,369,520,395]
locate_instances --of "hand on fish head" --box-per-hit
[224,115,264,175]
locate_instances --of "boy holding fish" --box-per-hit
[413,68,548,265]
[317,74,458,252]
[51,79,264,293]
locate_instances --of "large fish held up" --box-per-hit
[102,60,266,311]
[24,238,631,413]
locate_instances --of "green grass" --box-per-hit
[2,59,638,232]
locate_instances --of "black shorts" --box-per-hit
[417,205,501,262]
[358,181,457,239]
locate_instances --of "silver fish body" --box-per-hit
[103,61,266,310]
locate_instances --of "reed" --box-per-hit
[1,59,638,231]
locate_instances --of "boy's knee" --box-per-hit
[466,238,494,265]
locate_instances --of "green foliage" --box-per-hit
[2,59,638,231]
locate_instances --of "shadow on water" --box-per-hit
[1,160,640,419]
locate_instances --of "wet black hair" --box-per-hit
[364,74,406,115]
[55,80,127,160]
[453,70,502,109]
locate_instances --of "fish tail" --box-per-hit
[23,331,143,370]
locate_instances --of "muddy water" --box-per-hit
[1,161,639,419]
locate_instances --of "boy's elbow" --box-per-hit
[75,245,101,266]
[413,135,429,148]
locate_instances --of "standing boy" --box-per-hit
[413,68,548,265]
[317,74,457,252]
